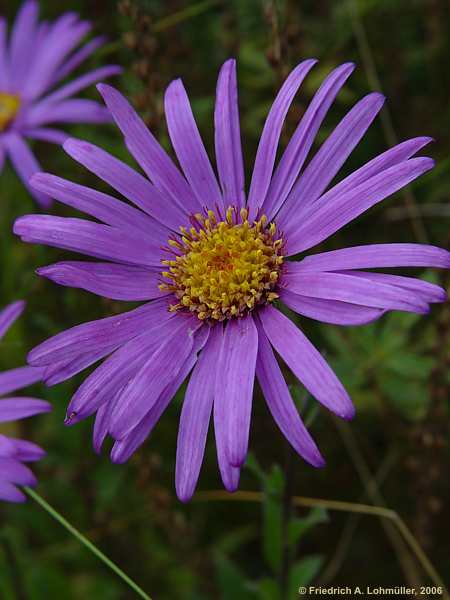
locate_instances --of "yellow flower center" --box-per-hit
[0,93,20,132]
[160,207,284,321]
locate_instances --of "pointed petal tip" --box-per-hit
[176,485,194,503]
[339,403,356,421]
[110,450,127,464]
[64,411,80,426]
[308,452,326,468]
[223,480,240,493]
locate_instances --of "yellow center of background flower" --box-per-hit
[0,93,20,131]
[160,207,284,321]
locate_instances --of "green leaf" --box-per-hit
[214,553,258,600]
[258,577,282,600]
[262,466,285,574]
[288,507,328,547]
[288,555,324,597]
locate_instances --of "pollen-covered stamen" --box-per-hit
[0,93,20,132]
[160,207,284,321]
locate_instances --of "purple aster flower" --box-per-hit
[0,301,50,503]
[0,0,121,207]
[13,59,450,502]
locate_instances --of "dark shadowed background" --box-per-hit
[1,1,449,598]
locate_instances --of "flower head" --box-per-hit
[0,301,50,502]
[14,59,450,501]
[0,0,121,207]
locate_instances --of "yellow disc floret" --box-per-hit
[0,93,20,132]
[160,207,284,321]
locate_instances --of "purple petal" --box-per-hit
[0,481,26,503]
[25,99,111,127]
[0,301,25,341]
[246,59,317,218]
[14,215,163,268]
[2,133,52,208]
[295,243,450,272]
[0,458,36,486]
[0,398,51,423]
[215,316,258,468]
[258,306,354,419]
[282,269,429,313]
[342,271,447,303]
[165,78,222,211]
[0,435,16,458]
[280,289,383,325]
[97,83,201,215]
[23,19,92,100]
[65,310,180,422]
[282,92,388,217]
[93,403,109,454]
[43,344,118,386]
[52,35,106,84]
[8,438,46,462]
[284,157,434,255]
[214,59,245,211]
[175,325,218,501]
[0,142,5,172]
[212,324,240,493]
[37,261,164,301]
[63,138,185,231]
[262,63,355,219]
[28,298,171,366]
[109,318,201,439]
[8,1,39,90]
[39,65,122,106]
[30,172,168,245]
[0,19,9,90]
[0,365,45,396]
[110,326,209,464]
[279,137,433,229]
[256,325,325,467]
[24,127,69,145]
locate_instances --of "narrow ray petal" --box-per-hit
[2,134,52,208]
[176,325,217,501]
[14,215,163,268]
[294,243,450,272]
[282,270,429,313]
[0,398,51,423]
[165,78,223,209]
[246,59,317,217]
[262,62,355,219]
[284,158,434,255]
[0,301,25,341]
[63,138,185,231]
[38,261,164,302]
[97,83,200,215]
[256,325,325,466]
[259,306,354,419]
[215,316,258,467]
[280,289,383,325]
[214,59,245,210]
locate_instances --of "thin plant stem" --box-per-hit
[152,0,220,32]
[320,448,398,584]
[332,417,422,588]
[194,490,449,598]
[349,0,429,244]
[24,487,152,600]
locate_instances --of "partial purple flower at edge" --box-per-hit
[13,57,450,502]
[0,301,50,502]
[0,0,121,207]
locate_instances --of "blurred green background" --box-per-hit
[1,0,449,598]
